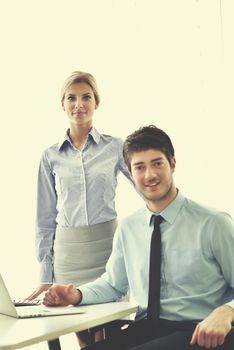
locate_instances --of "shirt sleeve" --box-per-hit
[35,150,58,283]
[116,138,143,198]
[225,300,234,309]
[116,138,132,181]
[210,212,234,299]
[79,224,129,304]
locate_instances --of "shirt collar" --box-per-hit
[58,127,101,151]
[146,190,185,226]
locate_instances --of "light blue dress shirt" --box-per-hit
[35,127,132,282]
[80,191,234,321]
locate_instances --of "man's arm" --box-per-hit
[43,284,82,306]
[190,304,234,348]
[191,212,234,348]
[43,223,129,307]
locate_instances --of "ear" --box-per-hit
[171,157,176,171]
[129,169,134,181]
[61,101,65,111]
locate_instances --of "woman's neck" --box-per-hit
[69,124,92,151]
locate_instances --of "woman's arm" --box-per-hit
[35,150,58,283]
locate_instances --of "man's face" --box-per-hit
[130,149,176,211]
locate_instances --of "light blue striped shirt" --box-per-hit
[80,191,234,321]
[36,127,132,282]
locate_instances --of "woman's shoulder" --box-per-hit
[40,142,62,163]
[100,133,123,146]
[91,127,123,146]
[43,142,61,153]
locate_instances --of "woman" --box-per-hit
[27,71,133,347]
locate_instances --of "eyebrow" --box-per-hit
[132,157,164,167]
[132,161,144,167]
[66,92,92,96]
[151,157,164,162]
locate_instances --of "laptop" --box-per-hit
[0,274,85,318]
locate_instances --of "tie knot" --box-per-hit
[153,215,163,227]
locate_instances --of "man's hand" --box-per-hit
[190,305,234,348]
[43,283,82,306]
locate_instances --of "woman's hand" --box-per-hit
[43,283,82,306]
[26,283,53,301]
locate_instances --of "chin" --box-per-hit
[144,193,160,201]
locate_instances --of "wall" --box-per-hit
[0,0,233,298]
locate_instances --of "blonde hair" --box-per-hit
[60,71,100,107]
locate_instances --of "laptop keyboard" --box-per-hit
[13,299,41,307]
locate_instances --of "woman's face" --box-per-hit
[62,82,96,127]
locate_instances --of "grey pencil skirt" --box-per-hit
[53,219,118,285]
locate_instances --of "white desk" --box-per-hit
[0,301,137,350]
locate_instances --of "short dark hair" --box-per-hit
[123,125,175,171]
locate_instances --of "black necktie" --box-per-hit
[147,215,163,329]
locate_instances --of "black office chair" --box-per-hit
[90,319,133,339]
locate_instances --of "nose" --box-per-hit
[144,166,156,180]
[75,98,83,109]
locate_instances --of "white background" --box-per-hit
[0,1,233,347]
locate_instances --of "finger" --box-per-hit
[210,335,219,348]
[26,291,40,301]
[43,293,57,305]
[43,290,54,305]
[203,334,212,349]
[197,329,207,347]
[217,334,225,347]
[43,297,49,306]
[190,324,199,345]
[49,288,60,300]
[26,286,48,301]
[41,284,53,292]
[67,283,77,298]
[67,283,75,293]
[43,298,54,306]
[48,288,62,304]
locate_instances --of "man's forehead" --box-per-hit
[130,149,165,163]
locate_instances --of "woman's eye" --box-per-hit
[67,96,75,101]
[83,95,92,101]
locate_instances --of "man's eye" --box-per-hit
[154,161,164,168]
[135,166,143,171]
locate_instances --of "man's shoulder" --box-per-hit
[184,197,219,214]
[183,197,232,222]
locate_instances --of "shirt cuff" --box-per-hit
[40,261,53,283]
[79,286,99,305]
[225,300,234,309]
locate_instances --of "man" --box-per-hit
[43,125,234,349]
